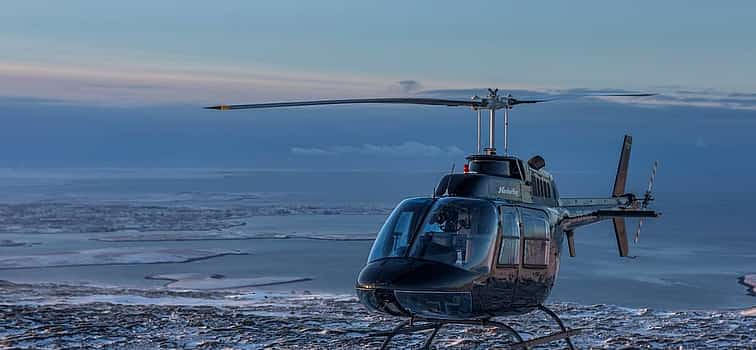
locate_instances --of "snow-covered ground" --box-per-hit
[146,273,312,290]
[0,281,753,349]
[0,248,245,269]
[94,231,376,242]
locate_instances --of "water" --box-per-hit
[0,168,753,311]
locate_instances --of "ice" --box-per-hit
[0,248,245,269]
[95,231,376,242]
[0,239,39,247]
[0,201,389,233]
[146,273,312,290]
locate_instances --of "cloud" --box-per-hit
[397,80,422,94]
[291,141,464,157]
[0,96,64,104]
[0,62,401,106]
[556,87,756,111]
[3,60,755,112]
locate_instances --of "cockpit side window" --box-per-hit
[497,207,520,265]
[521,208,550,267]
[368,198,432,262]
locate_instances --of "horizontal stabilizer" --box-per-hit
[595,209,659,218]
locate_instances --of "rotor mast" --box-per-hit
[478,88,510,156]
[486,107,497,155]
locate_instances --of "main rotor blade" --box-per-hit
[205,98,484,110]
[510,93,656,106]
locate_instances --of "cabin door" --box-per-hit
[513,207,552,307]
[488,206,521,307]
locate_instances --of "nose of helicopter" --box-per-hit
[357,257,478,290]
[355,257,480,318]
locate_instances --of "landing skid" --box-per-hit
[370,305,578,350]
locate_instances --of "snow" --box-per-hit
[95,232,375,242]
[146,273,312,290]
[0,283,753,349]
[0,248,245,269]
[0,239,39,247]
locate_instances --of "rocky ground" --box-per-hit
[741,274,756,297]
[0,282,753,349]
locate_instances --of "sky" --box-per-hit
[1,0,756,193]
[1,1,756,105]
[1,4,754,312]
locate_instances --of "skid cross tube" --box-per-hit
[372,305,578,350]
[373,317,524,350]
[537,304,576,350]
[510,305,579,350]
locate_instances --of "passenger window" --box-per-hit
[539,178,544,197]
[539,179,545,197]
[498,207,520,265]
[521,209,550,266]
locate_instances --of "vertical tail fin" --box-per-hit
[613,218,629,257]
[613,135,632,197]
[613,135,632,257]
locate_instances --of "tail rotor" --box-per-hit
[634,160,659,243]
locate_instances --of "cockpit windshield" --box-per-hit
[408,198,497,273]
[368,198,432,262]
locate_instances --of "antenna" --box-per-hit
[504,103,510,155]
[443,163,455,196]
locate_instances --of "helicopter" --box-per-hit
[206,88,660,349]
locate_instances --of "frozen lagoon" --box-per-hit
[0,169,754,348]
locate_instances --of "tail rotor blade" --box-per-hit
[642,160,659,207]
[634,219,644,244]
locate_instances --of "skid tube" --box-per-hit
[370,304,579,350]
